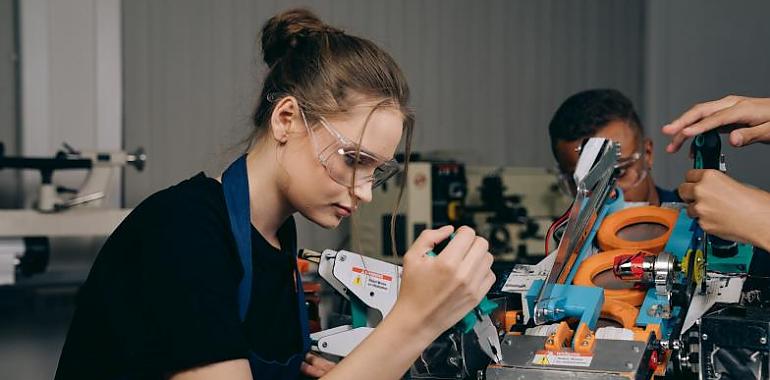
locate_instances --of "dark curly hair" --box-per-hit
[548,89,643,157]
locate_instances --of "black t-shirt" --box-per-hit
[55,173,303,380]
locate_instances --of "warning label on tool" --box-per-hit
[352,267,393,292]
[532,350,593,367]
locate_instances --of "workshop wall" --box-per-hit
[0,0,19,208]
[644,0,770,192]
[17,0,123,207]
[122,0,645,249]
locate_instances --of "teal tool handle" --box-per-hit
[427,250,497,333]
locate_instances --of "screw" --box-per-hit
[546,339,554,345]
[581,340,589,346]
[339,254,346,262]
[322,342,328,348]
[761,337,767,344]
[702,334,708,341]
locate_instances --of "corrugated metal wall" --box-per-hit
[122,0,645,200]
[0,0,19,208]
[122,0,645,248]
[644,0,770,191]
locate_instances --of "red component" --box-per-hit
[612,251,646,280]
[648,349,659,370]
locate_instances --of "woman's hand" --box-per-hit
[392,225,496,338]
[663,95,770,153]
[320,225,495,380]
[678,169,770,251]
[300,352,336,378]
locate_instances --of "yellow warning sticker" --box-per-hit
[532,350,592,367]
[352,276,362,286]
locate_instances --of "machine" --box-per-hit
[488,132,767,379]
[0,142,145,285]
[302,247,503,379]
[306,132,766,379]
[350,158,569,262]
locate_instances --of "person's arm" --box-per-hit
[171,226,494,380]
[662,95,770,153]
[323,225,495,380]
[678,169,770,252]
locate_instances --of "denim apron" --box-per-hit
[222,155,311,379]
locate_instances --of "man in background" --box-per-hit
[548,88,679,205]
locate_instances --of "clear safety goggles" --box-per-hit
[300,109,400,189]
[556,148,648,198]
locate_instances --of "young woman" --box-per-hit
[55,8,495,380]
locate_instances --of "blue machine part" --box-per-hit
[664,209,695,260]
[635,209,694,337]
[707,243,753,273]
[527,280,604,331]
[635,289,682,339]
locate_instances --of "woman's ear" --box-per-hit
[269,96,300,144]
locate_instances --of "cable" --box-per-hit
[545,203,572,254]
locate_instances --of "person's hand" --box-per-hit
[300,352,336,378]
[662,95,770,153]
[392,225,495,338]
[678,169,770,251]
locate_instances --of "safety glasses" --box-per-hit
[556,145,648,198]
[300,109,400,189]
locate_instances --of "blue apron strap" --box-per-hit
[222,155,310,380]
[221,155,253,322]
[293,251,312,353]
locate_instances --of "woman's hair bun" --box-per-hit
[261,8,340,67]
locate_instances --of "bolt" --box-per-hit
[582,340,590,346]
[702,334,708,341]
[322,342,328,348]
[546,338,554,345]
[761,337,767,345]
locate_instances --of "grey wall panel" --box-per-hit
[0,0,19,208]
[645,0,770,192]
[123,0,645,249]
